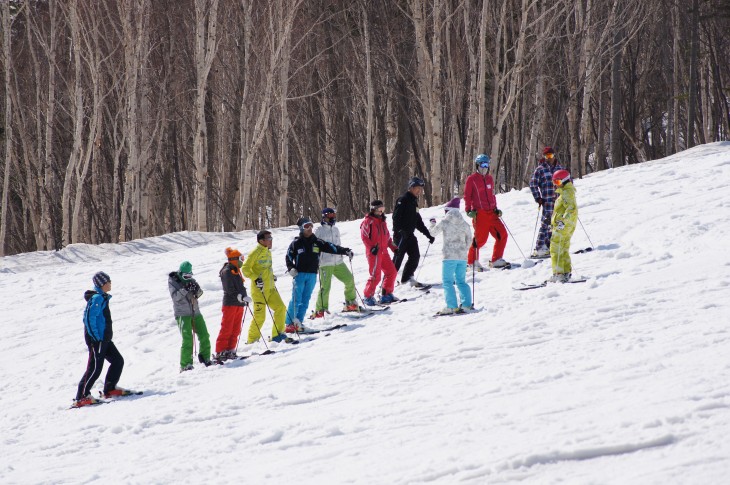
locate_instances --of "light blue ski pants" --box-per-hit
[287,272,317,323]
[442,260,472,309]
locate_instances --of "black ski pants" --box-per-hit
[393,231,420,284]
[76,340,124,400]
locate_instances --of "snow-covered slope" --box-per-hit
[2,143,729,484]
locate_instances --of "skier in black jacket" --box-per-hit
[393,176,435,287]
[284,217,353,332]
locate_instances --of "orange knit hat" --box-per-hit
[225,247,242,261]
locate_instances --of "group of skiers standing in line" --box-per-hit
[72,147,578,407]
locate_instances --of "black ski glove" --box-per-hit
[427,234,435,244]
[494,208,502,217]
[370,244,379,256]
[255,277,264,289]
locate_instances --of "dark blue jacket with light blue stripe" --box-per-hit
[83,288,113,343]
[285,234,349,274]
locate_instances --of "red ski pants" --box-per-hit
[216,306,244,353]
[467,209,508,264]
[364,250,397,298]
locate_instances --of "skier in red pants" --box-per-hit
[215,248,252,361]
[360,200,399,306]
[464,154,508,271]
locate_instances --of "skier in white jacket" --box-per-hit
[312,208,359,318]
[429,197,474,314]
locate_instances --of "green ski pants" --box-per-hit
[316,263,356,311]
[177,314,211,367]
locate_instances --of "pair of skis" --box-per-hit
[69,389,143,409]
[514,278,588,291]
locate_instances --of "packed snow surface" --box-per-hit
[2,143,730,484]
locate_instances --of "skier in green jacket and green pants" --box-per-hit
[312,208,359,318]
[168,261,213,371]
[549,170,579,282]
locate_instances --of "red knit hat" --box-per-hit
[543,146,554,155]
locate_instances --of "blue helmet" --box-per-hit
[408,176,426,189]
[475,154,490,167]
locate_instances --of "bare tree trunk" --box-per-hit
[577,0,595,176]
[525,0,548,184]
[276,0,291,227]
[596,73,608,171]
[192,0,219,231]
[361,2,377,203]
[411,0,444,204]
[0,1,13,255]
[489,0,530,184]
[40,1,58,250]
[476,0,489,154]
[671,2,681,152]
[71,7,106,244]
[609,28,623,167]
[117,0,149,241]
[686,0,699,148]
[61,0,85,247]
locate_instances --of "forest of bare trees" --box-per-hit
[1,0,729,256]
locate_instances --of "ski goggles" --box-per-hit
[324,212,336,220]
[545,153,555,159]
[301,223,314,229]
[262,236,273,241]
[478,161,490,169]
[181,272,193,280]
[228,256,243,262]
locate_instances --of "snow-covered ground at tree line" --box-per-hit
[2,143,730,484]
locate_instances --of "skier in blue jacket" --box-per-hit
[73,271,126,407]
[284,217,353,332]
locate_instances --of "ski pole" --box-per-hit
[531,206,541,253]
[577,217,594,251]
[245,304,271,352]
[349,259,367,312]
[472,257,476,306]
[269,273,301,340]
[415,242,431,282]
[499,217,527,260]
[315,268,327,319]
[235,304,248,355]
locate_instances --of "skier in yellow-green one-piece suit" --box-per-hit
[549,169,578,283]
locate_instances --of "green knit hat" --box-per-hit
[179,261,193,275]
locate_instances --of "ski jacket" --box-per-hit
[241,243,276,293]
[393,191,431,239]
[219,263,248,307]
[464,172,498,212]
[552,183,578,233]
[429,209,473,261]
[83,288,112,343]
[285,234,349,274]
[360,213,396,252]
[168,272,204,318]
[315,223,344,267]
[530,159,565,204]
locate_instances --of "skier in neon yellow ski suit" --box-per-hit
[241,230,287,343]
[550,170,578,280]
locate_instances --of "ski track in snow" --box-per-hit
[2,142,730,484]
